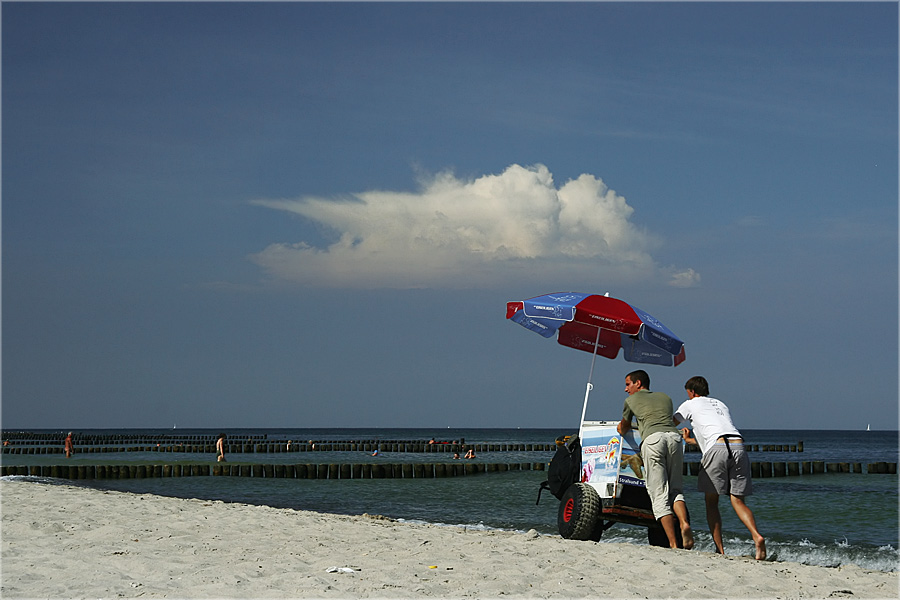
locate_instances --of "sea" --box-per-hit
[2,427,897,573]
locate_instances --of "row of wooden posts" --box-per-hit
[0,462,544,480]
[1,432,269,444]
[1,441,807,455]
[1,442,548,455]
[700,460,896,477]
[1,434,466,447]
[2,460,895,480]
[685,442,803,453]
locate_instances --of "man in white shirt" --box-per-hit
[673,376,766,560]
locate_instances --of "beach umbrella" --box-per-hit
[506,291,685,424]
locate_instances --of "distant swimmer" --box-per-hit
[216,433,227,462]
[64,432,74,458]
[464,448,476,459]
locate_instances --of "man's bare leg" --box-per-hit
[673,499,694,549]
[658,514,679,548]
[704,493,725,554]
[731,495,766,560]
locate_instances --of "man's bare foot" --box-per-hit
[754,536,766,560]
[681,524,694,550]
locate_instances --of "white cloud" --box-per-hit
[668,268,702,288]
[250,164,696,289]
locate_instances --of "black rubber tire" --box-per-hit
[557,483,600,540]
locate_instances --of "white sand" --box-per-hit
[1,479,896,599]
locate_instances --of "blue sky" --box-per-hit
[3,2,897,431]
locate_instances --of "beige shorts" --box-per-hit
[640,431,685,519]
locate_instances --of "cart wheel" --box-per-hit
[558,483,600,540]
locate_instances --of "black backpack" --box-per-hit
[536,434,581,504]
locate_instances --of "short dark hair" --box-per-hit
[684,376,710,397]
[627,369,650,389]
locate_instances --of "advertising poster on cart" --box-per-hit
[581,426,647,498]
[579,426,621,496]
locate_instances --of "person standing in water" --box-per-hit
[216,433,227,462]
[618,369,694,550]
[674,376,766,560]
[64,432,74,458]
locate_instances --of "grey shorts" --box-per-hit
[698,442,753,497]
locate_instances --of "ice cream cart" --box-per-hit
[506,292,688,546]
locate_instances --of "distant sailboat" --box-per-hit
[866,424,871,431]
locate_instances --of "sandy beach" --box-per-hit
[1,479,896,599]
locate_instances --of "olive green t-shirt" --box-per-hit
[622,389,677,440]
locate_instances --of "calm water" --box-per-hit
[3,428,897,572]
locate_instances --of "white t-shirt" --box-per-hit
[673,396,741,454]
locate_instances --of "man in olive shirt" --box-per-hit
[618,369,693,549]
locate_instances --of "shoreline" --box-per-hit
[1,479,897,599]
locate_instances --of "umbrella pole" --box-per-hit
[578,327,603,440]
